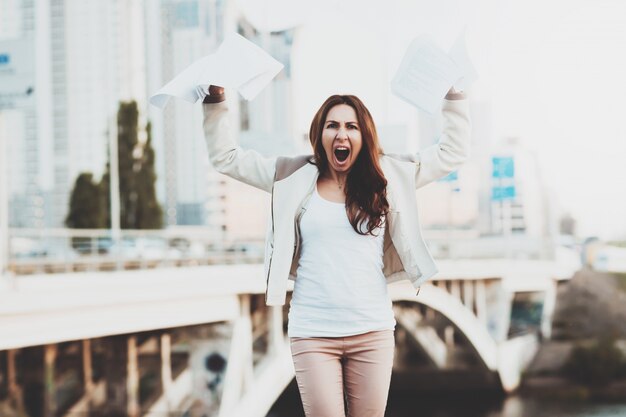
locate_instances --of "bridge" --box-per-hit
[0,229,580,417]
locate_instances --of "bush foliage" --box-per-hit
[562,337,626,386]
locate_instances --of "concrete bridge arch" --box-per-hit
[390,283,538,392]
[392,284,499,370]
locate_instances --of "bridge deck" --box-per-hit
[1,259,574,351]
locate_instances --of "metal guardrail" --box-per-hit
[424,230,558,260]
[5,228,560,275]
[7,228,265,275]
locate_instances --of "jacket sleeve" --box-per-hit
[413,94,471,189]
[202,101,277,193]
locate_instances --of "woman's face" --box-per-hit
[321,104,363,173]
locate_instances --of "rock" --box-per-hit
[551,268,626,340]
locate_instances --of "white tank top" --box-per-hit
[287,184,396,337]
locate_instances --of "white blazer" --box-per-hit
[202,96,471,306]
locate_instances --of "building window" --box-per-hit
[174,0,199,29]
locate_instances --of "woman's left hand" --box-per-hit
[445,86,465,100]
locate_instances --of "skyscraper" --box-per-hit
[145,0,224,227]
[2,0,147,228]
[1,0,45,228]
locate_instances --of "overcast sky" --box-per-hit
[261,0,626,239]
[488,0,626,240]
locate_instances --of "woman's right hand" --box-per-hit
[208,85,225,95]
[204,85,226,103]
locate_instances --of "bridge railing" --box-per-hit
[7,227,264,274]
[6,227,559,275]
[424,230,557,260]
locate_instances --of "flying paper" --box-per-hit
[149,32,284,109]
[236,0,309,32]
[449,30,479,92]
[391,32,477,116]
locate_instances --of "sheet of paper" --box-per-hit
[449,29,479,92]
[236,0,308,32]
[391,33,477,116]
[149,32,284,109]
[391,36,463,116]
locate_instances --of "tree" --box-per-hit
[66,173,105,229]
[135,122,163,228]
[562,337,626,386]
[118,101,140,229]
[100,169,111,229]
[101,101,163,229]
[65,173,105,252]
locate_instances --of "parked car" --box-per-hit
[11,237,47,258]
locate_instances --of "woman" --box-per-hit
[202,84,470,417]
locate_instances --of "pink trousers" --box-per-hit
[289,329,395,417]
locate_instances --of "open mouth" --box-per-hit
[334,147,350,162]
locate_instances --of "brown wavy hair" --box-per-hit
[309,95,389,236]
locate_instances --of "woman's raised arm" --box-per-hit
[202,85,277,193]
[412,87,471,189]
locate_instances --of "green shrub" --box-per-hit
[562,337,625,386]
